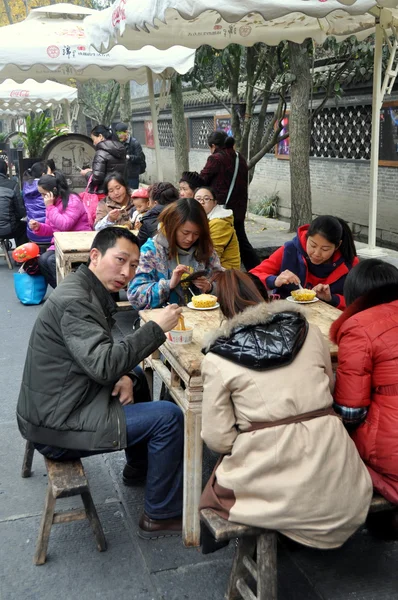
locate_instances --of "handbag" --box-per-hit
[80,175,99,228]
[13,272,47,305]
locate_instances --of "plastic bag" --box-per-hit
[13,272,47,305]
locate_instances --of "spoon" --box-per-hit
[189,287,197,297]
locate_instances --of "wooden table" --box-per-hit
[140,300,340,547]
[54,231,96,284]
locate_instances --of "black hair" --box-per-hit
[193,186,217,202]
[224,136,235,149]
[207,130,228,148]
[307,215,357,265]
[91,227,139,256]
[37,171,71,211]
[179,171,205,192]
[91,124,118,142]
[0,160,8,176]
[46,158,56,173]
[150,181,179,206]
[103,171,130,196]
[344,259,398,306]
[23,161,46,181]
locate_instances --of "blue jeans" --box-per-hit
[35,369,184,519]
[128,177,139,190]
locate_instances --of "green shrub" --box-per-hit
[251,190,280,219]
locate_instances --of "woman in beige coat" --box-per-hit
[200,270,372,549]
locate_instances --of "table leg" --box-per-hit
[182,397,203,547]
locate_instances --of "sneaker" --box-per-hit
[138,512,182,539]
[122,463,147,486]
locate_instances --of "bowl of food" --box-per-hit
[191,294,218,309]
[168,314,193,344]
[290,289,317,302]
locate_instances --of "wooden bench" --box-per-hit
[200,494,396,600]
[21,441,106,565]
[0,238,13,269]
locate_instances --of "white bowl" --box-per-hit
[167,327,193,344]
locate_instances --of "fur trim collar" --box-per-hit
[203,300,307,350]
[330,283,398,343]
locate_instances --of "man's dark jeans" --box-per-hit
[35,368,184,519]
[128,177,139,190]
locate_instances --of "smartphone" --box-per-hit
[184,270,208,282]
[74,165,82,171]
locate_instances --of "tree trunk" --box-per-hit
[288,41,312,231]
[170,75,189,179]
[3,0,13,23]
[119,82,131,123]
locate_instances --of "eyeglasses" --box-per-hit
[195,196,215,203]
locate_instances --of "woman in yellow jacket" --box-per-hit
[194,187,240,269]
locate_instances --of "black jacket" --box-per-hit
[203,307,308,371]
[17,265,166,451]
[89,139,126,194]
[0,173,25,237]
[137,203,164,246]
[124,135,145,180]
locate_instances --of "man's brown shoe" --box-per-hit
[138,512,182,539]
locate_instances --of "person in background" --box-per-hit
[23,162,52,245]
[200,131,260,271]
[81,125,126,196]
[45,159,56,175]
[250,215,358,310]
[94,172,134,231]
[199,269,372,551]
[128,197,222,309]
[131,188,150,230]
[0,159,28,247]
[115,122,146,190]
[29,171,91,289]
[17,227,184,539]
[137,182,179,247]
[194,186,240,269]
[331,259,398,536]
[179,171,204,198]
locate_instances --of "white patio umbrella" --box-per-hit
[85,0,398,254]
[0,79,77,127]
[0,4,196,180]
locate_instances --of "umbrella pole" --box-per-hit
[358,20,386,257]
[146,67,163,181]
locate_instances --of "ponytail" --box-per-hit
[224,136,235,149]
[38,171,71,211]
[91,124,118,142]
[307,215,357,265]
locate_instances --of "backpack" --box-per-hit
[129,137,146,174]
[138,149,146,174]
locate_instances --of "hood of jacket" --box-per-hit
[96,139,126,159]
[203,301,308,371]
[207,204,233,221]
[330,283,398,344]
[296,224,344,266]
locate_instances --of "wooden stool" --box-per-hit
[21,441,106,565]
[201,494,396,600]
[200,509,277,600]
[0,238,13,269]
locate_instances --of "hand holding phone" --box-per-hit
[183,270,208,283]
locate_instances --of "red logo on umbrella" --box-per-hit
[47,45,60,59]
[77,46,86,51]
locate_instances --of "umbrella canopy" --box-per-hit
[0,3,195,84]
[0,79,77,111]
[84,0,398,51]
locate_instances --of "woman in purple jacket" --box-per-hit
[23,162,52,244]
[29,171,91,289]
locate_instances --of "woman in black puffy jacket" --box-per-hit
[85,125,126,194]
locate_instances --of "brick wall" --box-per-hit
[140,147,398,248]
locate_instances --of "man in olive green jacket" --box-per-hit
[17,227,184,538]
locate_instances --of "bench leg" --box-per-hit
[257,532,277,600]
[81,490,107,552]
[21,440,35,478]
[1,240,13,270]
[34,484,56,565]
[226,536,256,600]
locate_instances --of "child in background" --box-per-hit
[131,188,150,231]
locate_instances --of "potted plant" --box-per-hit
[23,113,66,169]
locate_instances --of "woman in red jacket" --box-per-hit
[332,259,398,512]
[250,215,358,310]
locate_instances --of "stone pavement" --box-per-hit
[1,222,398,600]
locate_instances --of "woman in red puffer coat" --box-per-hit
[331,258,398,506]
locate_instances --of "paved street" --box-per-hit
[1,218,397,600]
